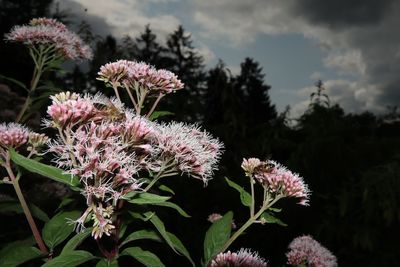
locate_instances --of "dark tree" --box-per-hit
[162,26,206,121]
[235,57,277,124]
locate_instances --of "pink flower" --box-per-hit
[0,123,29,148]
[157,122,223,183]
[287,235,337,267]
[5,17,92,60]
[209,248,267,267]
[46,92,95,127]
[97,60,184,94]
[242,158,310,205]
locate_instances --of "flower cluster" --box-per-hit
[157,122,223,183]
[98,60,184,94]
[45,91,223,238]
[209,248,268,267]
[0,123,29,148]
[286,235,337,267]
[5,17,92,60]
[242,158,310,205]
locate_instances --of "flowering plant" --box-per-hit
[0,17,337,267]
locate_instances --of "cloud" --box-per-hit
[56,0,181,40]
[193,0,400,113]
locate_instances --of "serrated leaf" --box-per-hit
[151,201,191,217]
[225,177,252,207]
[203,211,233,265]
[43,211,80,249]
[121,247,165,267]
[149,111,174,121]
[260,212,287,227]
[125,192,171,204]
[0,245,42,267]
[56,198,74,212]
[0,74,28,91]
[42,250,95,267]
[120,230,161,248]
[166,232,195,267]
[145,212,178,253]
[0,200,49,222]
[268,207,282,213]
[9,149,80,187]
[158,184,175,195]
[96,259,119,267]
[61,228,91,254]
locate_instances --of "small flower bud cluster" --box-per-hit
[5,17,93,60]
[27,132,49,153]
[97,60,184,95]
[0,123,29,148]
[209,248,267,267]
[287,235,337,267]
[207,213,236,229]
[47,92,95,127]
[157,122,223,183]
[242,158,310,205]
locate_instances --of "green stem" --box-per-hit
[145,93,164,119]
[250,177,255,217]
[112,83,121,102]
[5,152,48,254]
[220,194,283,253]
[16,46,46,122]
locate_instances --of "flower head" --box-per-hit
[0,123,29,148]
[97,60,184,94]
[287,235,337,267]
[157,122,223,183]
[5,17,92,60]
[242,158,310,205]
[209,248,267,267]
[46,92,95,127]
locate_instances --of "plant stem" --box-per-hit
[250,177,255,217]
[16,47,45,122]
[146,93,164,119]
[220,195,283,253]
[112,83,121,102]
[5,152,48,254]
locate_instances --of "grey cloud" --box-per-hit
[292,0,395,29]
[54,0,113,36]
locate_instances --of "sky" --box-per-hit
[55,0,400,115]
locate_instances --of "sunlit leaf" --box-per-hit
[203,211,233,265]
[121,247,165,267]
[9,149,80,187]
[43,211,80,249]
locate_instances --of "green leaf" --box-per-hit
[158,184,175,195]
[225,177,252,207]
[0,239,41,267]
[42,250,95,267]
[260,212,287,227]
[0,200,49,222]
[118,223,128,239]
[56,198,74,212]
[120,230,161,248]
[9,149,80,187]
[166,232,195,267]
[268,207,282,213]
[43,211,80,249]
[0,74,28,91]
[96,259,119,267]
[121,247,165,267]
[145,212,178,253]
[149,111,174,121]
[125,192,171,204]
[61,228,91,254]
[151,201,191,218]
[203,211,233,265]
